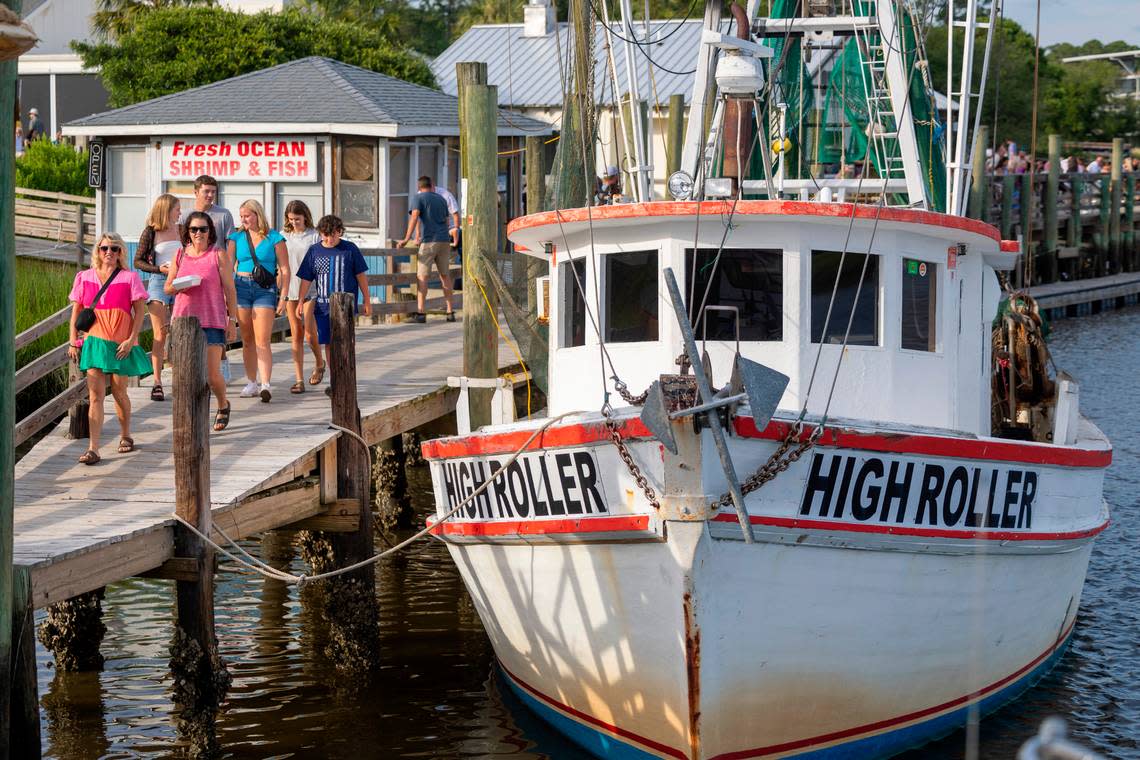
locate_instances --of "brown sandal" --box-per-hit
[213,404,231,432]
[290,381,305,394]
[78,450,101,465]
[117,437,135,453]
[308,364,325,385]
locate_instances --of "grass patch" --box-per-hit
[16,258,78,421]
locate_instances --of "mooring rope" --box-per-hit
[169,412,582,587]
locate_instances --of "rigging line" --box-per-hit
[589,0,699,76]
[587,0,700,46]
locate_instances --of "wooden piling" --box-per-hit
[968,125,988,220]
[1000,175,1015,241]
[455,62,487,184]
[1044,135,1060,284]
[667,93,685,176]
[0,3,19,748]
[323,291,379,671]
[1125,173,1137,270]
[1020,172,1033,284]
[74,205,85,268]
[525,135,548,319]
[1098,175,1111,274]
[10,567,39,756]
[461,78,501,430]
[169,316,229,755]
[1066,174,1082,248]
[67,357,89,439]
[1110,138,1123,271]
[373,435,410,532]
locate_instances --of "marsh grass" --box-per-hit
[16,258,77,421]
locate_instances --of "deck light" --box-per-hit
[668,171,694,201]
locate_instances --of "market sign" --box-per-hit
[161,137,318,182]
[87,140,105,189]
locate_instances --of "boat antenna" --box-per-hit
[1023,0,1042,286]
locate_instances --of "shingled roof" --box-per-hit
[64,56,552,137]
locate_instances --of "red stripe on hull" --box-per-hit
[711,619,1079,759]
[712,513,1109,543]
[499,663,690,760]
[506,200,1003,244]
[433,515,651,537]
[421,417,1110,469]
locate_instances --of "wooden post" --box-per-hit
[1066,174,1082,248]
[1098,175,1111,274]
[1020,172,1033,284]
[169,316,228,754]
[525,135,548,319]
[968,125,989,220]
[461,79,500,430]
[74,204,85,268]
[329,291,371,565]
[1125,173,1137,270]
[67,357,89,439]
[667,93,685,176]
[455,62,487,187]
[1000,175,1015,240]
[1110,138,1123,271]
[0,3,19,748]
[1044,135,1060,284]
[9,567,38,756]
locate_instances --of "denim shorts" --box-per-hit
[146,274,174,307]
[203,327,226,345]
[235,275,278,309]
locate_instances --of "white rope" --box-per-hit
[170,412,582,587]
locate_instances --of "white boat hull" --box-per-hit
[425,413,1109,759]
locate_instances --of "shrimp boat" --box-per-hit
[423,0,1111,757]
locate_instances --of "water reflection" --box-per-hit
[37,309,1140,757]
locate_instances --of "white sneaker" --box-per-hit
[259,383,272,403]
[240,381,259,398]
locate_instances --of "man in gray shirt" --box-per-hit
[179,174,235,244]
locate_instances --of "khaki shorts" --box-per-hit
[416,241,452,279]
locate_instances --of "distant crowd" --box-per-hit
[987,140,1140,176]
[14,107,69,155]
[66,173,460,466]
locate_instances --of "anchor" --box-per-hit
[640,268,789,542]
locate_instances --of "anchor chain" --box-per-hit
[602,405,661,510]
[712,423,825,509]
[612,376,649,406]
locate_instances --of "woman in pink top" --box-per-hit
[67,232,151,465]
[165,211,239,431]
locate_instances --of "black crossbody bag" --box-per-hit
[245,230,277,289]
[75,267,121,333]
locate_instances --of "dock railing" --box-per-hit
[14,187,96,265]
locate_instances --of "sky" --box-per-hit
[1000,0,1140,47]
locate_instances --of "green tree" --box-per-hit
[92,0,215,39]
[15,140,93,197]
[74,7,435,107]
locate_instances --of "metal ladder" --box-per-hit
[850,2,906,181]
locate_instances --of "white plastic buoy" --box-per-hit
[0,7,37,62]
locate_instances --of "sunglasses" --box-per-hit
[188,226,210,234]
[98,245,121,253]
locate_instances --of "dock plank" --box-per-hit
[14,319,516,607]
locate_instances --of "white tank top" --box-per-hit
[154,240,180,268]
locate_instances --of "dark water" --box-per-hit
[37,309,1140,759]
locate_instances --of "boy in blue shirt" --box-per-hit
[296,215,372,375]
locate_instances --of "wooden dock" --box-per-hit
[13,318,514,609]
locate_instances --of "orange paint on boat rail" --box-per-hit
[507,200,1003,243]
[421,416,1111,469]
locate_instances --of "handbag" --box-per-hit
[75,267,121,333]
[245,230,277,289]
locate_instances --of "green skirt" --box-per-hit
[79,335,152,377]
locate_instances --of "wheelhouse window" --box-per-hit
[810,250,879,345]
[685,248,783,341]
[901,258,937,351]
[561,258,587,348]
[605,250,658,343]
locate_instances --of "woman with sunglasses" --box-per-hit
[165,212,240,432]
[67,232,151,465]
[133,193,182,401]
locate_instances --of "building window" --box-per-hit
[685,248,783,341]
[387,143,411,240]
[561,258,586,348]
[901,258,937,351]
[276,181,325,229]
[337,138,377,227]
[605,250,658,343]
[811,250,879,345]
[218,183,265,221]
[108,147,146,237]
